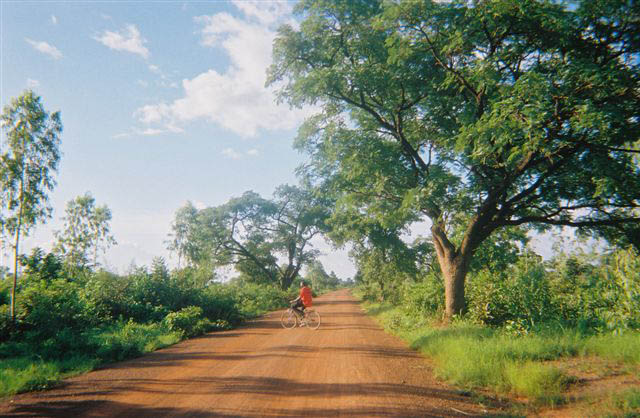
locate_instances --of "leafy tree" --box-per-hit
[0,90,62,319]
[269,0,640,319]
[167,201,199,268]
[18,247,64,283]
[54,192,116,273]
[305,259,340,291]
[169,185,328,289]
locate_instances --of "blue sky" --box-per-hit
[1,0,357,278]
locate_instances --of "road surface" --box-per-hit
[1,289,505,417]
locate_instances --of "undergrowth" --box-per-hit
[361,300,640,407]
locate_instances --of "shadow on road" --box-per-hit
[4,399,498,418]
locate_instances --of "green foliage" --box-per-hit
[18,279,107,340]
[163,306,210,338]
[583,333,640,365]
[402,274,445,318]
[607,388,640,417]
[18,248,64,282]
[168,186,328,289]
[0,320,180,397]
[504,361,570,404]
[0,305,12,342]
[360,300,639,405]
[91,320,181,363]
[466,254,556,328]
[227,281,290,318]
[270,0,640,318]
[304,260,342,293]
[1,90,62,319]
[53,192,116,273]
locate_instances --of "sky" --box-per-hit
[0,0,358,278]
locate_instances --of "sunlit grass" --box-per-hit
[582,333,640,365]
[361,300,639,405]
[0,322,181,398]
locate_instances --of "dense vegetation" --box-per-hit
[1,0,639,413]
[269,0,640,319]
[0,252,298,396]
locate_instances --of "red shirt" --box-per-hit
[300,286,312,307]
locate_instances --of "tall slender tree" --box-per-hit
[54,192,116,274]
[1,90,62,319]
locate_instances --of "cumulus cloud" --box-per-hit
[94,24,150,59]
[51,15,58,25]
[25,38,62,59]
[222,147,260,159]
[222,148,243,160]
[135,0,312,138]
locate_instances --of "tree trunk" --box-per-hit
[10,181,25,321]
[437,250,469,319]
[431,223,472,320]
[11,218,21,321]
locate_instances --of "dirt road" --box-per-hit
[1,289,504,417]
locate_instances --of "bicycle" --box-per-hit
[280,307,321,330]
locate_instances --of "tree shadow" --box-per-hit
[2,398,513,417]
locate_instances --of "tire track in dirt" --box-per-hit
[0,289,506,417]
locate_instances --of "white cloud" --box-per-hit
[222,148,243,160]
[94,24,150,59]
[137,79,149,87]
[222,147,260,159]
[51,15,58,25]
[135,1,312,138]
[232,0,292,26]
[25,38,62,59]
[27,78,40,88]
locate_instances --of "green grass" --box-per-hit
[0,321,181,398]
[360,301,640,406]
[0,356,98,396]
[582,333,640,364]
[607,388,640,417]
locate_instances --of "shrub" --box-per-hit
[18,279,106,340]
[163,306,209,338]
[0,305,12,342]
[402,274,445,318]
[466,256,556,328]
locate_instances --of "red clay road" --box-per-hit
[0,289,506,417]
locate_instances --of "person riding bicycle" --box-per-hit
[291,280,312,319]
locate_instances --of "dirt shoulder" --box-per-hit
[0,289,509,417]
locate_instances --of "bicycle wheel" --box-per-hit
[280,309,297,329]
[305,309,321,330]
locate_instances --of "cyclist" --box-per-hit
[291,280,312,321]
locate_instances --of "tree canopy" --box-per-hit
[1,90,62,319]
[269,0,640,318]
[168,185,329,289]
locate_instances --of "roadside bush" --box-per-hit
[19,279,107,340]
[229,282,289,318]
[163,306,210,338]
[91,320,180,363]
[466,256,556,328]
[402,274,445,318]
[0,305,12,342]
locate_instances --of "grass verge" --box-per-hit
[360,300,639,407]
[0,321,181,398]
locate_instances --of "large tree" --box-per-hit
[169,185,328,289]
[269,0,640,319]
[1,91,62,319]
[53,192,116,274]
